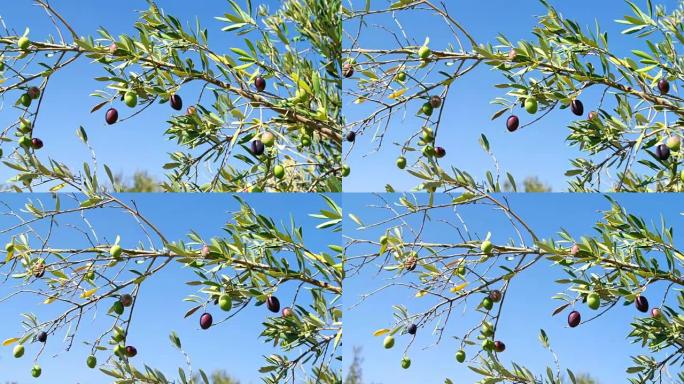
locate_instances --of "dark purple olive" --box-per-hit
[429,95,442,109]
[658,79,670,95]
[170,94,183,111]
[125,345,137,357]
[571,100,584,116]
[105,108,119,125]
[27,87,41,100]
[254,77,266,92]
[342,63,354,78]
[568,310,581,328]
[251,140,265,156]
[199,312,213,330]
[31,138,43,150]
[434,146,446,158]
[266,296,280,313]
[506,115,519,132]
[488,290,502,303]
[635,296,649,313]
[656,144,671,161]
[407,323,417,335]
[494,340,506,352]
[37,332,47,343]
[346,131,356,142]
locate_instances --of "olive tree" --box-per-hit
[344,190,684,383]
[343,0,684,192]
[0,0,342,192]
[0,192,342,383]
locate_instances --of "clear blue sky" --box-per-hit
[0,1,281,188]
[343,0,681,192]
[0,193,339,383]
[343,193,684,383]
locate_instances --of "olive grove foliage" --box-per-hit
[0,0,342,192]
[344,191,684,383]
[0,193,342,383]
[343,0,684,192]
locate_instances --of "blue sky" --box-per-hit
[343,0,681,192]
[0,1,283,188]
[343,193,684,383]
[0,193,339,383]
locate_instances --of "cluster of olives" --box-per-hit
[199,295,292,332]
[565,245,661,328]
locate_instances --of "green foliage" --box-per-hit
[0,193,341,383]
[343,0,684,192]
[345,190,684,383]
[0,0,342,192]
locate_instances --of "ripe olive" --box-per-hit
[125,345,137,357]
[656,144,671,161]
[488,290,502,303]
[31,138,43,150]
[658,79,670,95]
[429,95,442,109]
[105,108,119,125]
[267,296,281,313]
[571,100,584,116]
[506,115,519,132]
[199,312,213,329]
[120,294,133,307]
[170,94,183,111]
[407,323,417,335]
[494,341,506,352]
[254,76,266,92]
[37,331,47,343]
[635,295,649,313]
[346,131,356,142]
[568,310,581,327]
[251,140,265,156]
[282,307,294,317]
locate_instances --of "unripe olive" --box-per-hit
[455,350,466,363]
[667,136,681,151]
[19,136,32,148]
[18,37,30,50]
[401,356,411,369]
[86,355,97,368]
[480,240,493,255]
[383,335,395,349]
[587,292,600,310]
[273,165,285,179]
[651,308,662,318]
[418,45,431,59]
[341,165,351,177]
[421,102,433,116]
[13,344,24,358]
[113,344,126,357]
[261,132,275,147]
[124,92,137,108]
[113,301,124,315]
[110,244,122,259]
[282,307,294,317]
[524,98,538,114]
[481,339,494,351]
[31,364,41,378]
[396,156,407,169]
[481,297,493,311]
[219,294,232,312]
[396,72,407,82]
[19,93,32,107]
